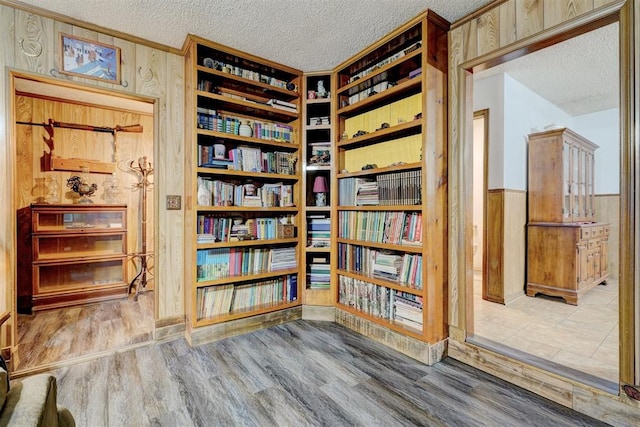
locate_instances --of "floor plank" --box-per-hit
[48,320,607,427]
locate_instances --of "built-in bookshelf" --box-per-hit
[302,72,334,306]
[184,35,303,340]
[332,10,449,347]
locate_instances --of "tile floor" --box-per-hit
[472,273,619,385]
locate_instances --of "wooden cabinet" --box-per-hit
[183,36,302,339]
[302,72,334,306]
[527,128,609,305]
[333,10,449,344]
[527,223,609,305]
[17,204,129,312]
[528,128,597,223]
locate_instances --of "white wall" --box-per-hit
[474,73,619,193]
[502,74,573,190]
[573,108,619,194]
[473,74,504,189]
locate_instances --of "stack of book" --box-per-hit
[307,254,330,289]
[307,215,330,247]
[269,247,297,271]
[267,98,298,113]
[372,251,404,282]
[393,291,423,330]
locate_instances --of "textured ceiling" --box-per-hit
[12,0,619,116]
[14,0,493,71]
[475,22,619,116]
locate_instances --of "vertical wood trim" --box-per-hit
[516,0,545,39]
[448,26,464,329]
[486,190,505,304]
[462,21,478,62]
[618,0,639,387]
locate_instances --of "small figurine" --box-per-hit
[317,80,327,98]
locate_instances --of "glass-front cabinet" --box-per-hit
[17,204,129,313]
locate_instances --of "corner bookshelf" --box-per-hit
[332,10,449,355]
[302,72,334,307]
[184,35,303,343]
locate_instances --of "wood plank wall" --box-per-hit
[0,3,186,349]
[448,0,639,421]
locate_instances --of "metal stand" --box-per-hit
[126,156,153,300]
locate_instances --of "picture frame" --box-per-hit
[59,33,121,83]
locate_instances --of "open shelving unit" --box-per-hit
[184,35,303,343]
[332,10,449,357]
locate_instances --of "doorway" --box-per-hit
[11,73,157,373]
[468,23,620,392]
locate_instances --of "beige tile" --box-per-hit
[511,322,603,358]
[552,350,618,383]
[500,334,561,360]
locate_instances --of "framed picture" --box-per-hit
[59,33,121,83]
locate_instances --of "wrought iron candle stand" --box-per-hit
[125,156,154,300]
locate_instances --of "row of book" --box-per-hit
[337,243,423,289]
[307,215,330,248]
[196,246,297,281]
[338,211,422,246]
[197,216,289,243]
[339,170,421,206]
[199,145,295,175]
[197,177,293,208]
[196,274,298,320]
[346,41,421,84]
[338,276,424,330]
[198,65,290,91]
[197,107,294,143]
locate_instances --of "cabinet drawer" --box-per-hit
[580,228,591,239]
[33,233,126,261]
[34,209,126,233]
[34,258,127,294]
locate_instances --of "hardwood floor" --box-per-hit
[48,320,606,426]
[14,291,154,372]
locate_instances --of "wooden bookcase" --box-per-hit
[301,72,334,306]
[526,128,610,304]
[183,36,303,342]
[332,10,449,347]
[17,203,129,312]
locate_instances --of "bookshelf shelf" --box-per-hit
[185,36,302,338]
[305,124,332,131]
[333,10,449,346]
[195,268,299,288]
[337,121,422,150]
[336,77,422,118]
[197,237,299,250]
[336,238,423,253]
[336,269,423,296]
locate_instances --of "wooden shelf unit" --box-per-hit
[184,36,303,335]
[302,72,335,304]
[17,203,129,313]
[332,10,449,345]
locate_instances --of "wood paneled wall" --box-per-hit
[595,194,620,277]
[448,0,639,420]
[0,3,186,348]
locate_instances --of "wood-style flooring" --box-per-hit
[49,320,606,426]
[15,291,154,372]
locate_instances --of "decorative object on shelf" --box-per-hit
[307,90,316,100]
[353,130,368,137]
[66,167,98,204]
[124,156,154,300]
[102,172,122,204]
[239,121,253,137]
[213,143,226,159]
[45,176,61,204]
[376,122,390,131]
[203,57,219,69]
[316,80,327,98]
[59,33,121,83]
[31,177,47,203]
[313,176,328,207]
[286,81,297,91]
[361,164,378,170]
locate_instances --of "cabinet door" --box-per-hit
[576,241,589,289]
[585,151,595,220]
[571,142,580,221]
[600,236,609,278]
[562,139,571,220]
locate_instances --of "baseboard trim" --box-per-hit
[302,305,335,321]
